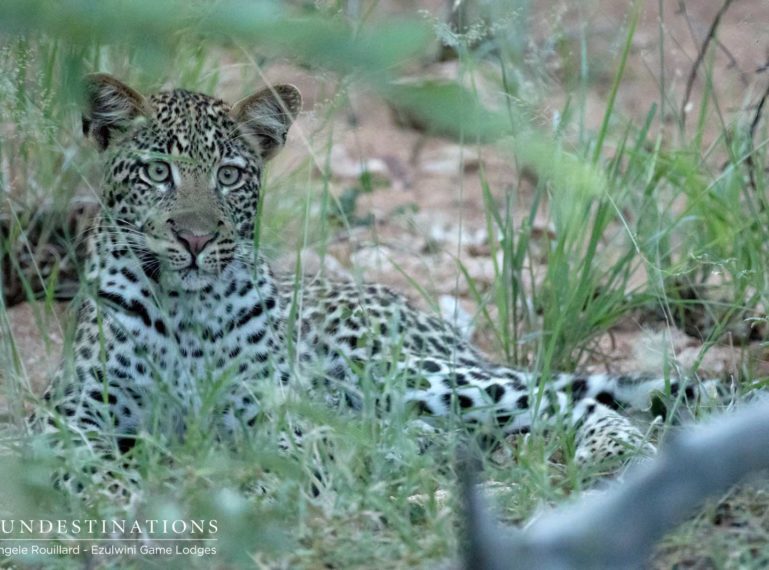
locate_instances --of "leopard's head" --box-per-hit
[82,73,301,291]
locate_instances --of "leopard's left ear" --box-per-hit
[231,84,302,160]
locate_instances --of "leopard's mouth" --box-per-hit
[173,266,220,291]
[176,253,233,274]
[172,254,238,291]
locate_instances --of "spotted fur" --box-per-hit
[32,75,719,500]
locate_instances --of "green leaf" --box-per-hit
[386,80,514,141]
[0,0,430,77]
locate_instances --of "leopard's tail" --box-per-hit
[552,371,732,413]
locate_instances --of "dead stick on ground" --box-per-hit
[745,79,769,202]
[679,0,735,127]
[462,399,769,570]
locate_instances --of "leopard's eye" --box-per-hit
[217,165,243,187]
[145,161,172,184]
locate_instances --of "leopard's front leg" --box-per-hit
[28,299,148,506]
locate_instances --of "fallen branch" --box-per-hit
[679,0,735,127]
[462,399,769,570]
[745,78,769,203]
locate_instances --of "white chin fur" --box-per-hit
[166,269,217,291]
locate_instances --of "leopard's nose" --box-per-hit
[175,230,217,256]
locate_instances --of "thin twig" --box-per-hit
[745,79,769,207]
[680,0,735,127]
[677,2,746,86]
[715,38,748,85]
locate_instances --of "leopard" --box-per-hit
[27,73,721,501]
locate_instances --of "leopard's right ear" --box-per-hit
[81,74,147,151]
